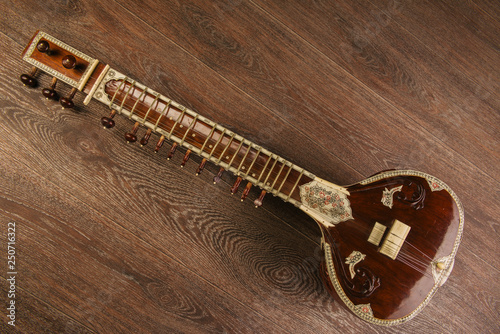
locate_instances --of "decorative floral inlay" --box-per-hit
[381,185,403,209]
[345,251,366,279]
[354,303,373,317]
[300,181,352,224]
[427,179,444,192]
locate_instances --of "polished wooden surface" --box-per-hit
[1,0,499,333]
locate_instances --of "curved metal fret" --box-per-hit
[109,77,127,108]
[244,147,261,177]
[116,80,136,114]
[216,133,234,163]
[263,156,278,187]
[228,140,244,168]
[270,161,286,191]
[277,163,293,194]
[141,93,160,124]
[153,100,171,131]
[200,124,217,153]
[209,130,227,160]
[237,143,253,174]
[180,115,198,146]
[168,107,186,140]
[286,170,303,201]
[129,87,147,119]
[256,153,272,183]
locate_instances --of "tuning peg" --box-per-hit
[62,55,77,69]
[213,167,225,184]
[167,142,178,160]
[42,77,59,100]
[196,158,207,175]
[230,176,243,194]
[125,122,140,143]
[181,149,191,167]
[254,190,266,208]
[154,135,165,153]
[36,40,51,54]
[60,88,78,109]
[101,110,117,129]
[241,182,252,201]
[20,67,38,87]
[140,129,152,146]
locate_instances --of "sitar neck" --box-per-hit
[89,67,315,206]
[21,30,349,224]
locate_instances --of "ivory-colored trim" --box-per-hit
[83,64,110,105]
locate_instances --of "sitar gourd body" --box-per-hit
[20,31,464,325]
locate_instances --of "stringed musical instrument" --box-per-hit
[19,31,464,326]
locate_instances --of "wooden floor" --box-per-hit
[1,0,498,333]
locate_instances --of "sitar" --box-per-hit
[19,31,464,326]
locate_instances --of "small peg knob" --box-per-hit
[36,40,51,54]
[140,129,152,146]
[241,182,252,201]
[42,77,59,100]
[213,167,225,184]
[230,177,243,194]
[154,135,165,153]
[62,55,76,69]
[254,190,266,208]
[436,262,446,271]
[20,67,38,87]
[101,110,117,129]
[167,142,178,160]
[181,149,191,167]
[60,88,78,109]
[196,158,207,175]
[125,122,140,143]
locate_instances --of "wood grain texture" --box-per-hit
[1,0,499,333]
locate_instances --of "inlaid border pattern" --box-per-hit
[22,31,96,90]
[322,169,464,326]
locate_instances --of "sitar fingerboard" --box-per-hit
[89,68,315,206]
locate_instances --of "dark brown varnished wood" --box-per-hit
[316,172,462,323]
[4,0,498,332]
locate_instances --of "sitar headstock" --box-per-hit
[20,30,101,108]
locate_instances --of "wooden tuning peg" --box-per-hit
[154,135,165,153]
[241,182,252,201]
[140,129,152,146]
[196,158,207,175]
[167,142,178,160]
[213,167,225,184]
[125,122,140,143]
[254,190,266,208]
[60,88,78,109]
[181,149,191,167]
[42,77,59,100]
[101,110,117,129]
[36,40,51,54]
[62,55,77,69]
[230,177,243,194]
[20,67,38,87]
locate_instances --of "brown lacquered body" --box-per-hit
[317,172,462,324]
